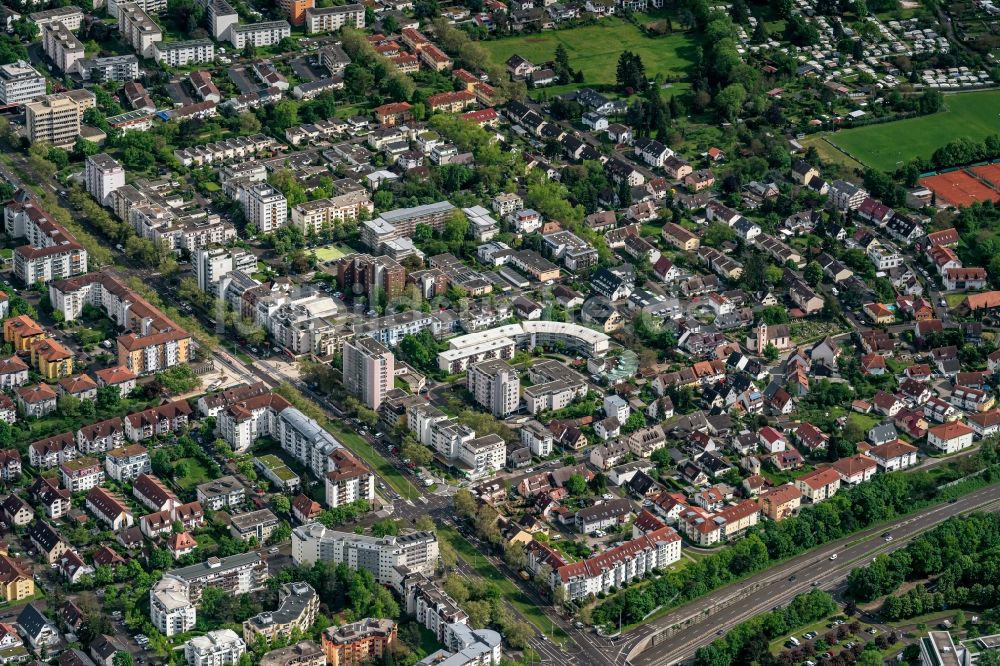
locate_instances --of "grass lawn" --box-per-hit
[174,457,212,490]
[827,90,1000,171]
[848,412,880,433]
[482,20,695,91]
[312,244,349,262]
[799,135,865,171]
[327,423,422,501]
[438,526,568,643]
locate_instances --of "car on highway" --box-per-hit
[829,553,838,560]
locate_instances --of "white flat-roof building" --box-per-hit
[184,629,246,666]
[304,4,364,34]
[0,61,45,105]
[153,39,215,67]
[228,21,291,49]
[117,2,163,58]
[292,524,438,588]
[85,154,126,207]
[41,23,84,75]
[240,183,287,233]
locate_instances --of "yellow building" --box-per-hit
[3,315,45,353]
[117,332,191,376]
[0,553,33,602]
[30,338,73,379]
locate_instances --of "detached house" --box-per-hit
[633,137,672,168]
[867,440,919,472]
[927,421,975,454]
[830,454,877,485]
[795,467,841,502]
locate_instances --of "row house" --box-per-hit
[77,418,126,454]
[85,487,134,530]
[29,431,77,468]
[29,477,70,519]
[951,385,995,412]
[125,400,193,442]
[133,473,179,513]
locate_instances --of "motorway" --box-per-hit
[627,484,1000,666]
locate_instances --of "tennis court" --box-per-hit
[919,170,1000,207]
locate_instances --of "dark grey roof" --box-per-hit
[17,604,52,640]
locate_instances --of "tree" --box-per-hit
[272,495,291,516]
[401,440,432,467]
[764,344,779,361]
[615,51,647,93]
[715,83,747,121]
[454,489,477,519]
[503,541,526,569]
[371,518,399,537]
[804,261,823,286]
[113,653,134,666]
[565,474,588,496]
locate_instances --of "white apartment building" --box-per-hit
[291,524,439,585]
[29,6,84,30]
[208,0,239,41]
[77,55,140,82]
[467,359,519,417]
[342,337,394,411]
[117,3,163,58]
[41,23,84,75]
[15,243,88,285]
[520,419,553,457]
[458,434,506,479]
[552,526,682,601]
[150,575,196,636]
[151,553,268,636]
[185,630,246,666]
[108,0,166,18]
[104,444,151,482]
[291,192,374,235]
[153,39,215,67]
[0,61,46,105]
[228,21,291,49]
[85,154,126,206]
[303,4,364,34]
[194,246,257,293]
[240,183,287,233]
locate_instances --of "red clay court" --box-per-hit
[972,163,1000,190]
[920,170,1000,207]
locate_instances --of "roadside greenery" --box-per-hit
[593,437,1000,628]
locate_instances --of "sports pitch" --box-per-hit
[827,90,1000,172]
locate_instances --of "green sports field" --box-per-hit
[827,90,1000,172]
[482,21,695,89]
[312,244,348,262]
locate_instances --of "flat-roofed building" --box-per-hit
[322,619,395,666]
[243,582,318,643]
[304,4,364,33]
[0,61,45,105]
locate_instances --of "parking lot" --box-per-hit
[228,67,260,95]
[288,56,325,82]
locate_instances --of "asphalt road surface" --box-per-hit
[628,485,1000,666]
